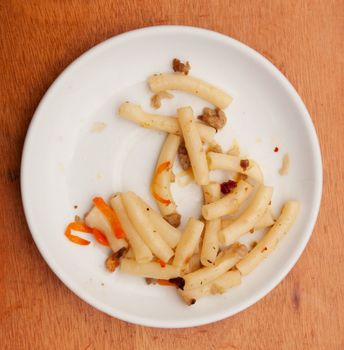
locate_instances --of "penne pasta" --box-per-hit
[135,195,181,248]
[207,152,263,184]
[184,253,202,274]
[236,201,300,275]
[183,243,248,290]
[173,218,204,269]
[200,183,221,266]
[177,107,209,185]
[202,180,254,220]
[121,258,180,279]
[221,206,275,231]
[118,102,215,143]
[121,192,174,262]
[152,133,181,216]
[110,195,153,263]
[179,270,241,305]
[85,206,128,253]
[219,186,273,246]
[148,73,232,109]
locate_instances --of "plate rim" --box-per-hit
[20,25,323,328]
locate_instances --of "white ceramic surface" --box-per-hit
[21,26,322,328]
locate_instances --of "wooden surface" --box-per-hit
[1,1,343,349]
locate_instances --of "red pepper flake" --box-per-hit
[158,259,166,268]
[274,147,279,153]
[220,179,237,194]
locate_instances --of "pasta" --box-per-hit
[173,218,204,269]
[121,192,174,262]
[201,180,254,220]
[219,186,273,246]
[135,195,181,248]
[64,58,301,307]
[85,206,128,253]
[183,243,248,290]
[118,102,215,143]
[179,270,241,305]
[152,133,181,216]
[236,201,300,275]
[110,194,153,263]
[121,258,180,279]
[177,106,209,185]
[200,183,221,266]
[148,73,232,109]
[207,152,263,184]
[221,206,275,231]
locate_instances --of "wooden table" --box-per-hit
[1,1,343,349]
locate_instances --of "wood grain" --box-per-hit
[1,1,343,349]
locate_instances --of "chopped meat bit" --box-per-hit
[274,146,279,153]
[208,143,223,153]
[189,298,196,305]
[172,58,191,75]
[145,278,158,285]
[240,159,250,171]
[249,228,255,233]
[105,253,120,272]
[150,91,174,109]
[163,213,181,228]
[178,143,191,170]
[198,107,227,130]
[169,277,185,290]
[251,241,258,249]
[74,205,78,209]
[220,179,237,194]
[105,247,127,272]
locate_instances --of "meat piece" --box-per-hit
[145,278,158,285]
[163,213,181,228]
[198,107,227,130]
[172,58,191,75]
[240,159,250,171]
[105,248,126,272]
[150,91,174,109]
[169,277,185,290]
[178,143,191,170]
[220,179,237,194]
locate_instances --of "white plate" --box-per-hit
[21,26,322,328]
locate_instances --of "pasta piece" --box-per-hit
[200,183,221,266]
[152,133,181,216]
[183,243,247,290]
[121,192,174,262]
[236,201,300,275]
[173,218,204,269]
[125,248,135,259]
[148,73,232,109]
[207,152,263,184]
[177,107,209,185]
[202,180,254,220]
[179,270,241,305]
[110,195,153,263]
[219,186,273,246]
[135,195,181,248]
[221,206,275,231]
[121,259,180,279]
[184,253,202,274]
[85,206,128,253]
[118,102,215,143]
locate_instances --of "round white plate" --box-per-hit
[21,26,322,328]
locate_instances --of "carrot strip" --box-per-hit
[93,197,125,239]
[65,222,92,246]
[151,161,172,205]
[92,228,109,246]
[158,259,166,268]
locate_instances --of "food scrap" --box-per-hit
[172,58,191,75]
[220,179,238,194]
[198,107,227,130]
